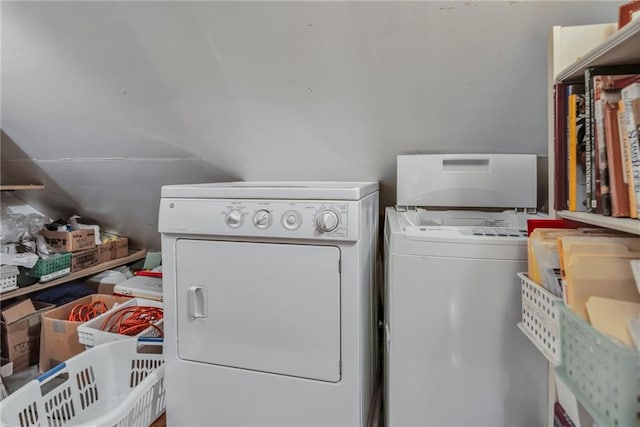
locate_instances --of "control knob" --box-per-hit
[315,209,340,233]
[253,209,272,229]
[225,209,244,228]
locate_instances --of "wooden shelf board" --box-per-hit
[0,249,147,302]
[558,211,640,235]
[0,185,45,191]
[556,18,640,82]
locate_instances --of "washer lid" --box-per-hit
[396,154,537,209]
[161,181,379,200]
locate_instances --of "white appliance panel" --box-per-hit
[175,239,341,382]
[386,252,547,426]
[396,154,537,208]
[161,181,379,200]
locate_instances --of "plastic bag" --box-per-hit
[1,206,50,245]
[0,207,26,245]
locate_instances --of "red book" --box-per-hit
[604,93,631,217]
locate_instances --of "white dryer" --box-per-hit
[159,182,379,426]
[384,155,548,426]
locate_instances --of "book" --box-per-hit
[553,401,576,427]
[621,81,640,218]
[594,98,612,215]
[584,65,640,213]
[568,90,587,211]
[603,91,631,217]
[554,82,569,212]
[554,83,585,212]
[618,100,637,218]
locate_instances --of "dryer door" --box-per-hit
[175,239,341,382]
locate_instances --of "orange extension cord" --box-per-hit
[68,301,109,322]
[99,306,164,337]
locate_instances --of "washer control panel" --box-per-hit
[160,199,357,241]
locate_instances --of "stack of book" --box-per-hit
[554,67,640,219]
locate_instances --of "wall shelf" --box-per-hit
[555,18,640,82]
[557,211,640,236]
[0,248,147,302]
[0,185,45,191]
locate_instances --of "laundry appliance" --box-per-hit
[384,154,548,426]
[159,181,379,426]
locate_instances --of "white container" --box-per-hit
[0,337,165,427]
[114,276,163,301]
[517,272,562,365]
[77,297,163,348]
[0,265,18,293]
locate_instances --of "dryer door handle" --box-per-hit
[188,285,208,319]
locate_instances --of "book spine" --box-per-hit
[604,98,630,217]
[622,83,640,217]
[618,99,637,218]
[585,69,595,212]
[595,98,612,215]
[554,83,568,211]
[568,93,578,211]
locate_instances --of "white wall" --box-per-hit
[1,1,622,249]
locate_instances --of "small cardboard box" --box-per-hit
[1,299,55,373]
[70,248,99,272]
[97,241,115,264]
[96,237,128,263]
[39,294,130,372]
[41,229,96,252]
[114,237,128,259]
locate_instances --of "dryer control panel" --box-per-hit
[159,198,359,241]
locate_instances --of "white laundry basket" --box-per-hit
[0,337,165,427]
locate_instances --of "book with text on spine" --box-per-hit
[621,81,640,218]
[603,90,631,217]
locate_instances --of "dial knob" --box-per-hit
[282,210,302,230]
[315,209,340,233]
[253,210,272,229]
[225,209,244,228]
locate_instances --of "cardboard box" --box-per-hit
[70,248,99,272]
[96,237,128,263]
[1,299,55,373]
[114,237,128,259]
[39,294,130,372]
[97,241,115,264]
[41,229,95,252]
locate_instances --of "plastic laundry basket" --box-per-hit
[0,337,165,427]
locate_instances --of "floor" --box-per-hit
[151,413,166,427]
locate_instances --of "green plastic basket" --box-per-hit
[556,304,640,427]
[27,252,72,279]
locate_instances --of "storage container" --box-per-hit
[77,298,163,348]
[26,253,72,282]
[556,304,640,427]
[0,337,165,427]
[517,272,562,365]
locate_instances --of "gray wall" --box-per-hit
[1,1,622,250]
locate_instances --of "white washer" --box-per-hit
[159,181,379,426]
[384,155,548,426]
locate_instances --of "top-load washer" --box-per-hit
[384,154,548,426]
[159,181,379,426]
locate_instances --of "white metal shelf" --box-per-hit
[555,18,640,82]
[557,211,640,236]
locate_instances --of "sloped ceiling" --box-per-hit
[1,1,621,250]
